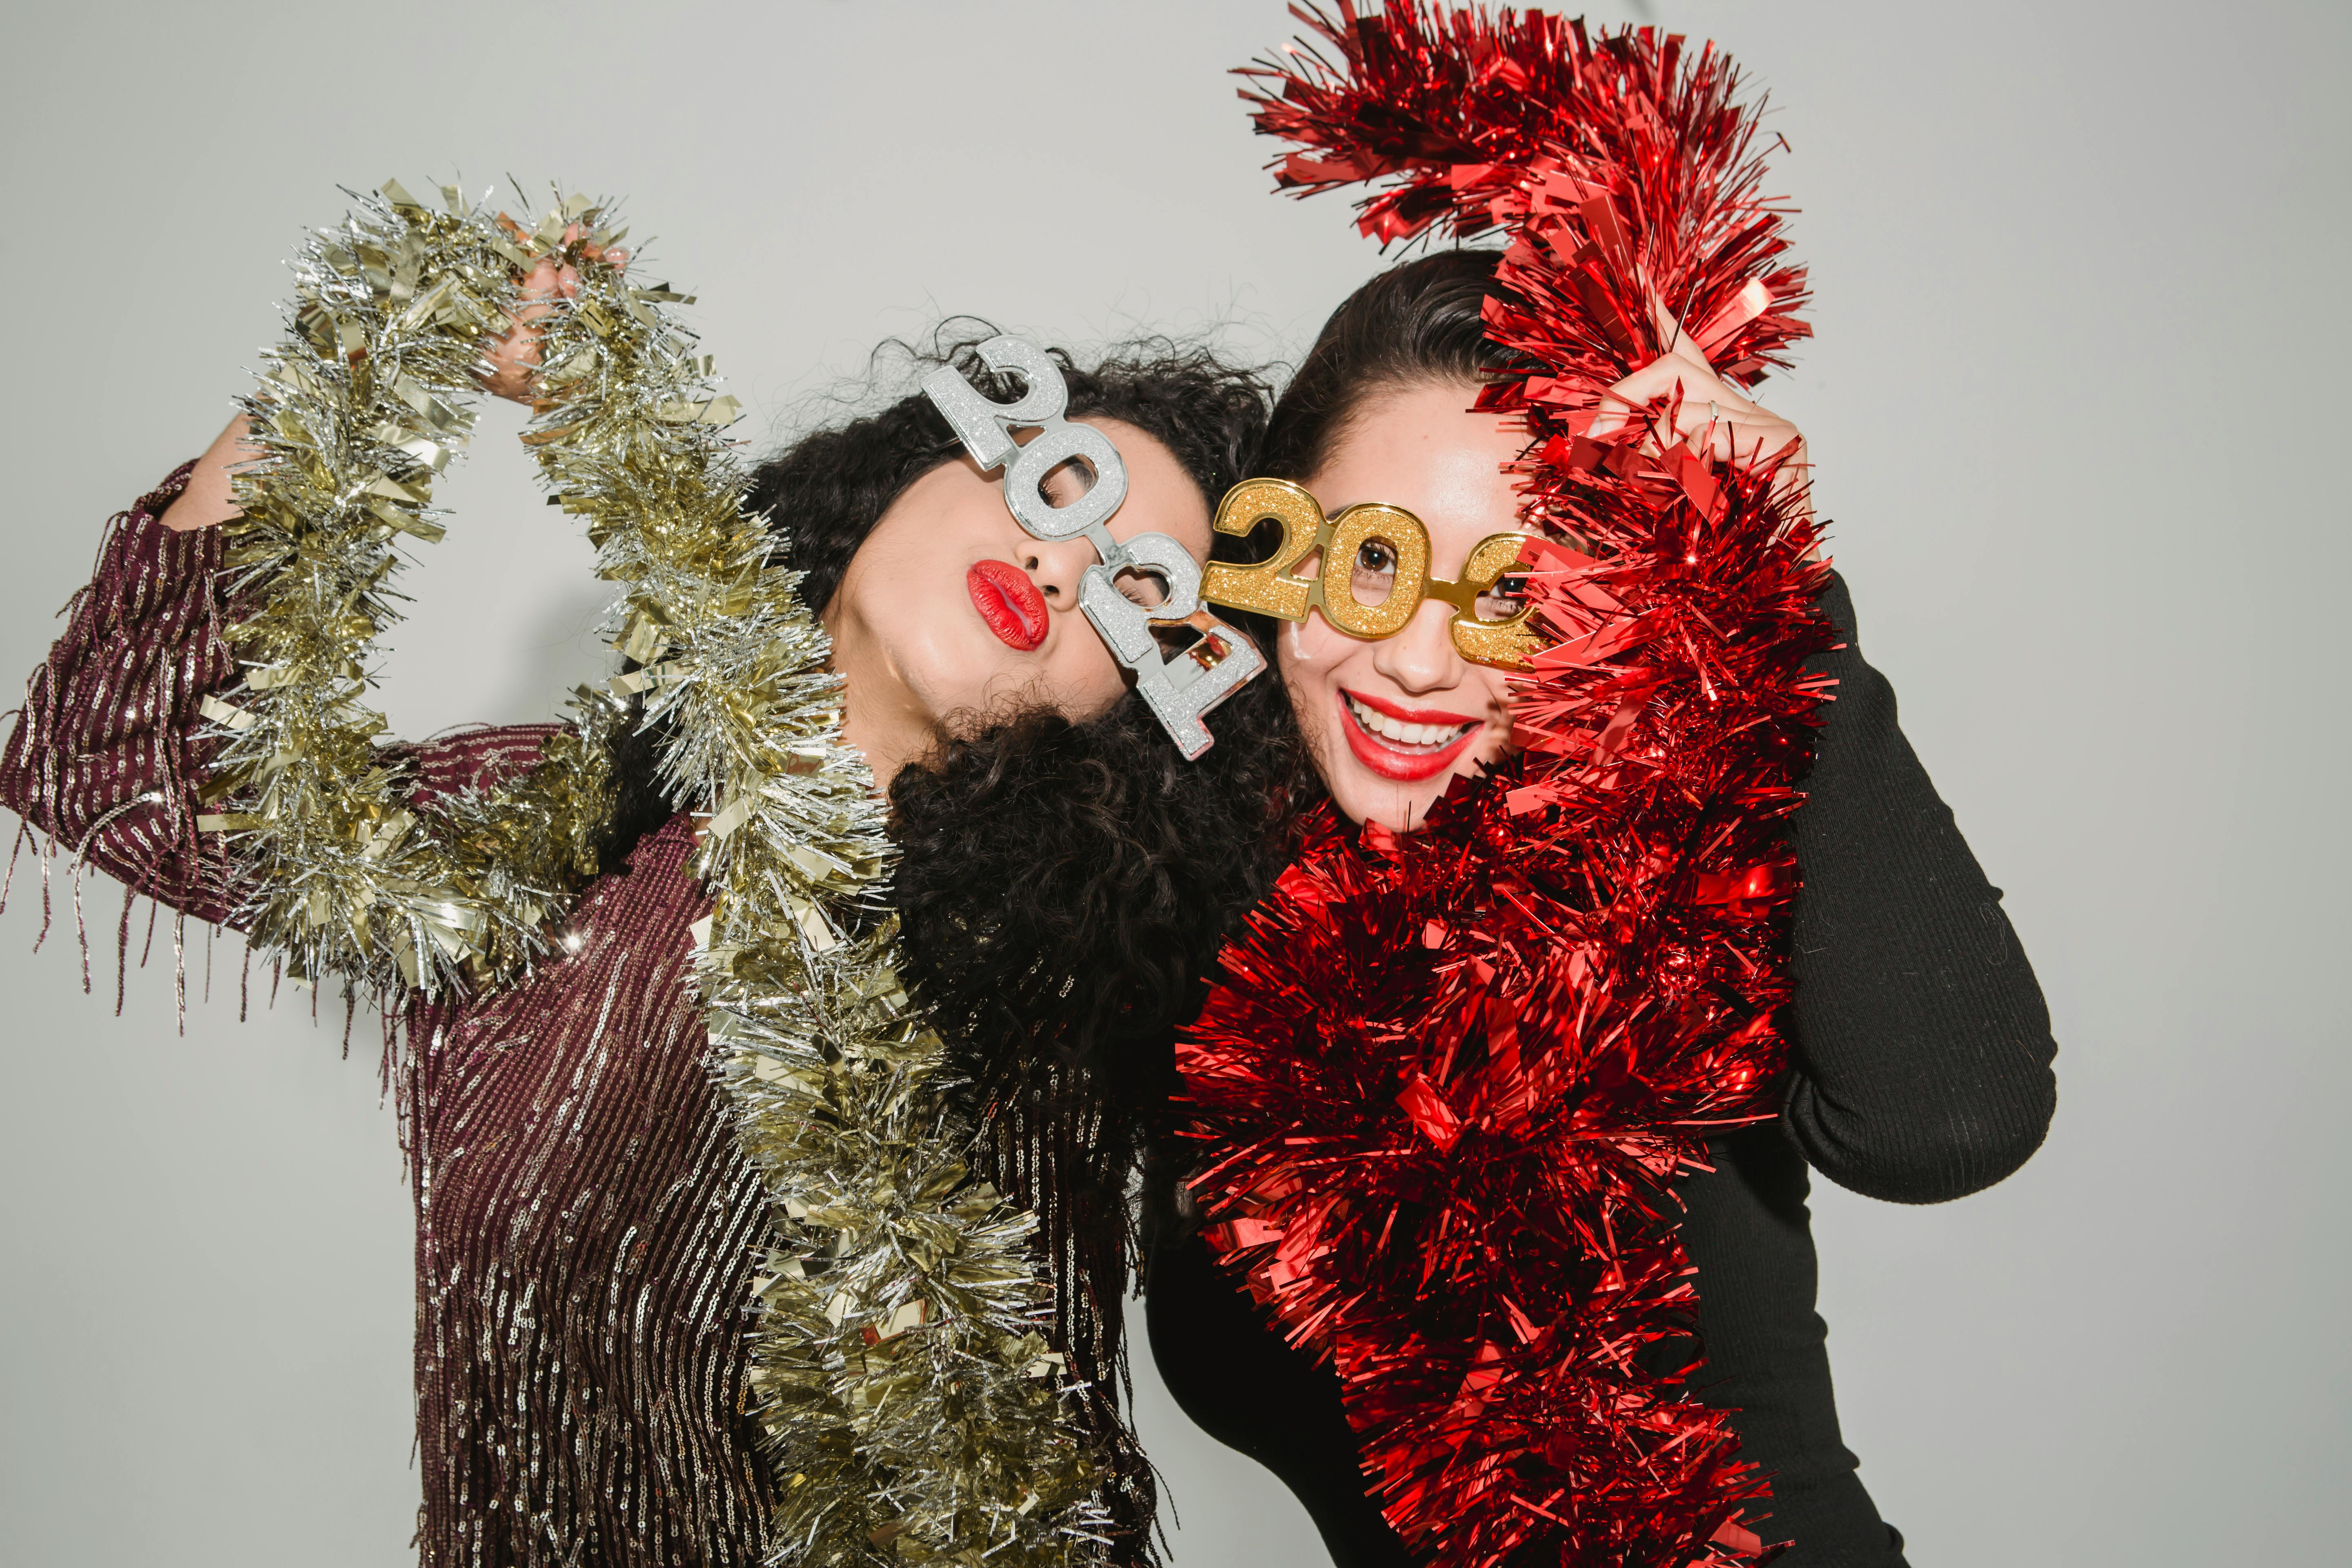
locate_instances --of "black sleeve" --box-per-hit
[1780,573,2058,1203]
[1145,1231,1412,1568]
[1677,1128,1909,1567]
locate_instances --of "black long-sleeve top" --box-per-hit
[1147,573,2060,1568]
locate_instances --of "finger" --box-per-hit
[1590,394,1796,469]
[1650,295,1715,374]
[1601,357,1707,409]
[1769,444,1817,531]
[1586,360,1705,443]
[485,288,553,384]
[1644,302,1769,416]
[1666,334,1727,396]
[499,301,552,350]
[1587,388,1732,451]
[1688,416,1801,471]
[1594,354,1760,438]
[1689,417,1815,528]
[1608,352,1740,409]
[556,262,582,300]
[1766,440,1813,487]
[483,332,539,385]
[1584,389,1663,445]
[509,257,562,322]
[1657,334,1760,414]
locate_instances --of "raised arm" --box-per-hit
[1,459,244,924]
[1575,302,2055,1205]
[1780,574,2059,1202]
[156,415,263,535]
[2,223,629,933]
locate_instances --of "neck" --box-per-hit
[839,706,916,796]
[821,603,935,798]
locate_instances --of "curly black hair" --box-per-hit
[889,665,1307,1539]
[599,328,1309,1562]
[882,340,1311,1561]
[600,329,1284,860]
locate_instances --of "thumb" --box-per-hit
[1650,294,1715,373]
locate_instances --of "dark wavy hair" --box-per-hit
[600,329,1308,1561]
[1257,247,1526,482]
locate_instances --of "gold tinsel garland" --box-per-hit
[208,183,1114,1563]
[204,181,660,991]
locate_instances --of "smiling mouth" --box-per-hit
[1336,688,1481,781]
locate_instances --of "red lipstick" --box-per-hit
[967,559,1049,652]
[1335,686,1483,782]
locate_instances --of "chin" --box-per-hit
[1328,769,1463,833]
[1311,684,1501,832]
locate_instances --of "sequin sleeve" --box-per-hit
[0,465,244,925]
[0,472,564,938]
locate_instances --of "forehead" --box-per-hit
[1314,384,1523,544]
[1073,414,1210,552]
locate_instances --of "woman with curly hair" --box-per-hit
[0,232,1304,1565]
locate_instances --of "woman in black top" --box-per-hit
[1147,252,2056,1567]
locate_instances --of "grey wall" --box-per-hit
[2,3,2343,1564]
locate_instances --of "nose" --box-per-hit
[1368,598,1468,696]
[1022,534,1099,610]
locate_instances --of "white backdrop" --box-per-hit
[3,4,2344,1564]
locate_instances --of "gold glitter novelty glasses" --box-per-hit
[1199,478,1544,670]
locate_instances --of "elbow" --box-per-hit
[1887,1096,2056,1204]
[1785,1066,2057,1205]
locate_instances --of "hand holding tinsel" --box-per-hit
[476,220,628,403]
[199,183,682,996]
[1581,298,1812,528]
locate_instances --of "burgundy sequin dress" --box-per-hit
[1,467,780,1565]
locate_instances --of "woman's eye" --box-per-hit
[1356,540,1397,575]
[1475,578,1526,619]
[1115,570,1168,609]
[1038,457,1097,509]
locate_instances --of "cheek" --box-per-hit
[1274,613,1358,693]
[1045,622,1127,720]
[1471,664,1514,718]
[840,554,1011,722]
[1283,613,1395,737]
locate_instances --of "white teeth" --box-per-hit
[1347,695,1472,751]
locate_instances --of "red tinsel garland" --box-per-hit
[1176,8,1837,1566]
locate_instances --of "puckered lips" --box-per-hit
[966,559,1049,652]
[1336,685,1483,782]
